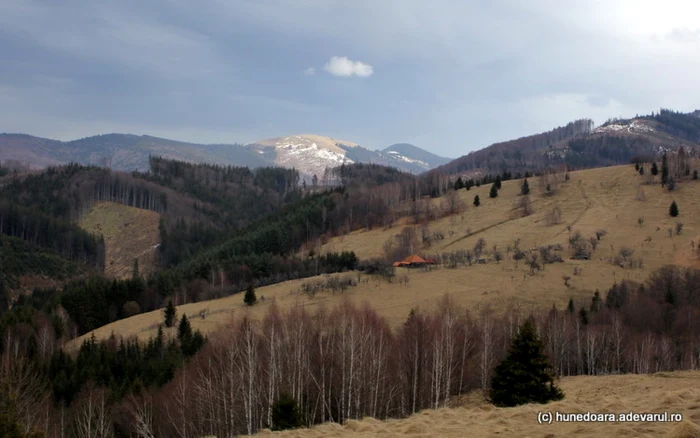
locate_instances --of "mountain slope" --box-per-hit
[436,109,700,178]
[382,143,451,169]
[247,134,449,180]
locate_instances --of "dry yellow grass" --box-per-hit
[79,202,160,279]
[253,371,700,437]
[74,165,700,346]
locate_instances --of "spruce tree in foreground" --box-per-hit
[651,161,659,176]
[489,184,499,198]
[271,393,303,431]
[489,319,563,407]
[669,200,679,217]
[163,300,177,328]
[473,195,480,207]
[244,282,257,306]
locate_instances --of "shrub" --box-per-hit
[271,393,303,431]
[473,195,480,207]
[243,283,257,306]
[520,179,530,195]
[669,201,679,217]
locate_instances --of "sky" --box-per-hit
[1,0,699,158]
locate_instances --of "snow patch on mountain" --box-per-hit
[385,150,429,167]
[257,135,354,180]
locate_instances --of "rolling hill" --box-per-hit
[73,163,700,344]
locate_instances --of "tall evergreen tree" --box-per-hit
[669,200,679,217]
[473,195,480,207]
[494,176,502,190]
[489,184,499,198]
[244,282,257,306]
[454,177,465,191]
[177,314,192,341]
[651,161,659,176]
[163,300,177,328]
[634,162,640,171]
[520,179,530,195]
[661,153,669,186]
[489,319,563,407]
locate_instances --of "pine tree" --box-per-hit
[271,393,303,431]
[639,166,645,175]
[163,300,177,328]
[661,153,669,186]
[473,195,480,207]
[634,162,640,171]
[244,282,257,306]
[489,319,563,407]
[694,170,698,180]
[494,176,502,190]
[567,298,575,314]
[454,177,464,191]
[669,200,679,217]
[521,179,530,195]
[651,161,658,176]
[489,184,498,198]
[177,314,192,341]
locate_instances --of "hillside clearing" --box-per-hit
[256,371,700,437]
[75,165,700,344]
[79,202,160,279]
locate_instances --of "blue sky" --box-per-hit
[1,0,699,157]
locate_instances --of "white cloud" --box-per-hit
[304,67,316,75]
[323,56,374,77]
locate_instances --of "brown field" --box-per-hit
[74,165,700,346]
[79,202,161,279]
[255,371,700,437]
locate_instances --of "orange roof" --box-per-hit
[400,254,428,264]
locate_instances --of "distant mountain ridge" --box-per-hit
[0,132,449,179]
[434,108,700,178]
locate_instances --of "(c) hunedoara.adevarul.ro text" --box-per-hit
[537,411,683,424]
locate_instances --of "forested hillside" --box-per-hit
[435,109,700,178]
